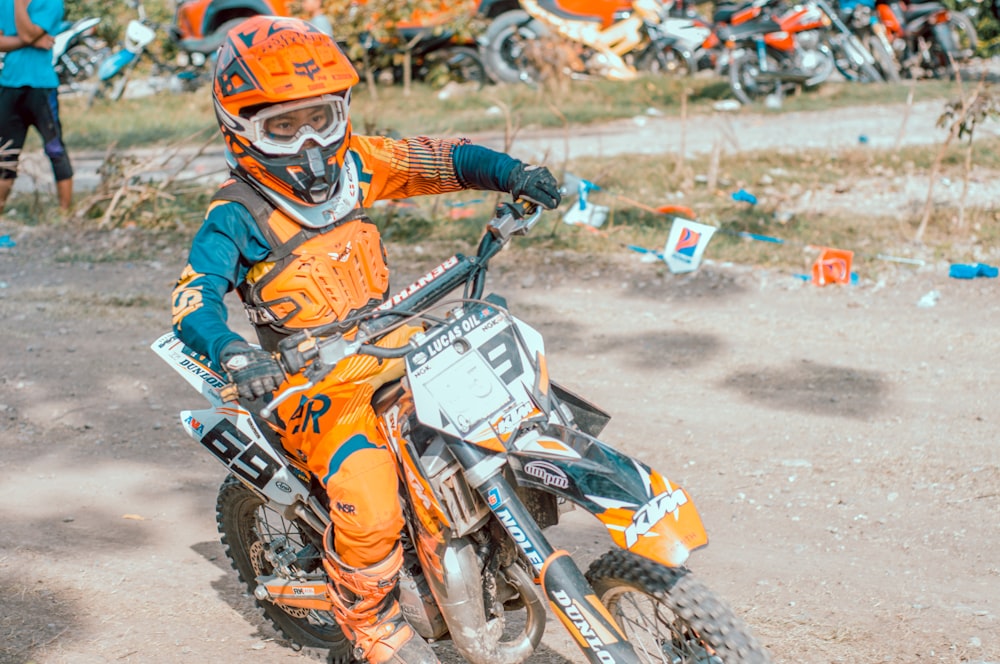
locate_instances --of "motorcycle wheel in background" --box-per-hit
[728,49,784,105]
[418,45,488,89]
[829,33,883,82]
[634,40,696,76]
[948,11,979,59]
[865,30,901,81]
[215,476,352,658]
[57,43,108,89]
[588,549,773,663]
[482,9,548,84]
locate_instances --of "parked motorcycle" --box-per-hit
[52,17,108,89]
[724,0,839,105]
[482,0,685,83]
[152,201,774,664]
[875,0,977,77]
[482,0,632,83]
[835,0,902,81]
[88,0,213,106]
[640,3,724,75]
[0,17,107,89]
[358,27,487,89]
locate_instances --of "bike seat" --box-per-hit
[713,4,740,22]
[713,1,756,24]
[718,15,782,39]
[536,0,607,23]
[178,33,227,55]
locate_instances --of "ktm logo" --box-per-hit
[293,59,320,79]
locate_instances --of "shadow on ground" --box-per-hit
[722,360,888,419]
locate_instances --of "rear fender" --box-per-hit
[182,406,312,506]
[508,425,708,567]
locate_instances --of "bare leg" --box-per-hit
[56,178,72,211]
[0,179,13,215]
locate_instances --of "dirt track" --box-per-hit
[0,216,998,663]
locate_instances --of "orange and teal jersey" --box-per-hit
[171,135,518,367]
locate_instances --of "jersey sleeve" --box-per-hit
[354,135,467,203]
[171,201,271,366]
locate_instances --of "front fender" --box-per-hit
[508,425,708,567]
[98,49,136,81]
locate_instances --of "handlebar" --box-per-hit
[258,201,542,418]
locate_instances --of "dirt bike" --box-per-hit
[356,27,488,90]
[481,0,683,83]
[875,0,977,77]
[52,17,108,89]
[88,0,212,106]
[835,0,902,82]
[152,201,773,664]
[724,0,840,105]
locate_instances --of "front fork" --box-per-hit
[458,450,641,664]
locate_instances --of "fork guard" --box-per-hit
[508,423,709,568]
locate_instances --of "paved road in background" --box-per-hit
[10,98,996,197]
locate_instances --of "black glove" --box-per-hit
[506,163,562,210]
[219,340,284,401]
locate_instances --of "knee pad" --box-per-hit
[43,139,73,181]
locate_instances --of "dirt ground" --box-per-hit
[1,213,998,664]
[2,88,1000,664]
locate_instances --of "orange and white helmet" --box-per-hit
[213,16,360,207]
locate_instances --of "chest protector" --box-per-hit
[211,178,390,350]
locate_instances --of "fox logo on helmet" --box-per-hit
[293,59,321,80]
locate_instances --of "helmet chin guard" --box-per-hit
[227,149,362,229]
[212,16,360,208]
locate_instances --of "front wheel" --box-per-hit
[216,475,352,659]
[587,549,772,663]
[728,49,783,106]
[481,9,546,84]
[635,41,695,76]
[419,45,488,89]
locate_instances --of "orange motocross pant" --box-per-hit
[273,325,417,569]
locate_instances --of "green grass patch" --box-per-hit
[56,76,970,152]
[11,91,995,274]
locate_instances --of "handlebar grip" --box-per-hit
[360,344,412,360]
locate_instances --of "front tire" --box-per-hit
[419,45,488,89]
[482,10,546,84]
[587,549,772,663]
[728,49,783,105]
[216,475,352,659]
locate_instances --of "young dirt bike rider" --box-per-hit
[170,16,560,664]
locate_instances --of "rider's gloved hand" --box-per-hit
[219,340,284,401]
[507,163,562,210]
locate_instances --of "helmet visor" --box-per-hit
[249,93,349,156]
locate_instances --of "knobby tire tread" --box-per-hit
[586,548,773,663]
[215,475,353,660]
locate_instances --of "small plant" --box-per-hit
[916,82,1000,241]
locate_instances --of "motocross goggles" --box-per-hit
[245,92,350,157]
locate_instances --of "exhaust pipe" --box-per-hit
[424,537,545,664]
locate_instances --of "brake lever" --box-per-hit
[261,380,313,419]
[487,201,543,241]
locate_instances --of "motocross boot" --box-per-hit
[322,541,439,664]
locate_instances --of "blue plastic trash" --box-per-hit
[949,263,998,279]
[0,234,15,248]
[731,189,757,205]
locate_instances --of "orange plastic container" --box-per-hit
[811,247,853,286]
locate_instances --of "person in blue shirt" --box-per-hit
[0,0,73,214]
